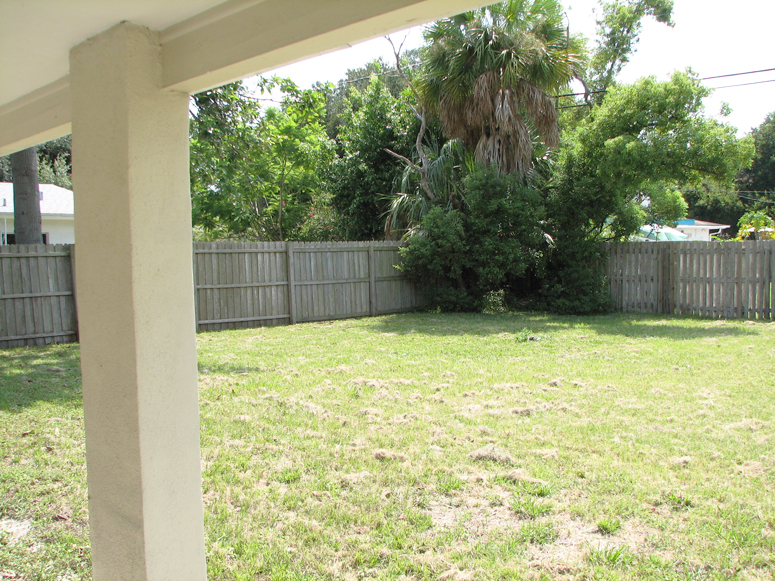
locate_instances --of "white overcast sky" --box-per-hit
[264,0,774,136]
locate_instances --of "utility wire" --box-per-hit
[552,66,775,100]
[707,78,775,90]
[737,195,775,204]
[334,63,775,94]
[702,67,775,80]
[683,190,775,205]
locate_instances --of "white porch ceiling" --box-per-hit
[0,0,486,156]
[0,0,231,107]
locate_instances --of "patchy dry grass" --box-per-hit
[2,312,774,580]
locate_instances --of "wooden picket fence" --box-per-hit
[0,244,78,348]
[3,240,773,347]
[606,240,775,319]
[0,241,421,346]
[192,241,421,332]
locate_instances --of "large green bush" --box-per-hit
[399,168,547,311]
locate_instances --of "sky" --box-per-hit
[261,0,774,137]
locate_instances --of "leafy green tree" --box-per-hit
[588,0,674,92]
[190,79,332,241]
[190,82,262,238]
[553,72,751,240]
[681,112,775,234]
[420,0,584,176]
[261,89,333,240]
[735,210,775,240]
[737,111,775,196]
[644,184,688,226]
[683,187,745,235]
[1,136,72,189]
[37,155,71,189]
[328,76,416,240]
[539,72,753,313]
[318,52,419,141]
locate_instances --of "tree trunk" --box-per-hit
[10,147,43,244]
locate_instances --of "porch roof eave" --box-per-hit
[0,0,487,156]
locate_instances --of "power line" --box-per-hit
[707,78,775,90]
[683,190,775,205]
[331,63,775,93]
[552,66,775,101]
[736,194,775,204]
[702,67,775,80]
[334,62,422,87]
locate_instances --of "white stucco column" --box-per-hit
[70,23,206,581]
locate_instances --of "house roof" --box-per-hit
[0,182,74,216]
[676,219,730,229]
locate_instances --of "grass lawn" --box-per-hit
[1,312,774,580]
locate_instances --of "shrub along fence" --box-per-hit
[0,241,421,347]
[606,240,775,320]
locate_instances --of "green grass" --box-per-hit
[2,312,775,580]
[596,517,623,535]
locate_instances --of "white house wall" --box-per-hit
[0,216,75,244]
[43,217,75,244]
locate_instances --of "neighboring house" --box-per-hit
[675,219,730,241]
[0,182,74,244]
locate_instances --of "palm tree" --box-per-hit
[419,0,583,176]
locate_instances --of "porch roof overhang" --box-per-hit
[0,0,484,156]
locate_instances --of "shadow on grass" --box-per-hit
[0,343,82,411]
[368,311,759,341]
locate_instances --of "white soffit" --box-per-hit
[0,0,232,107]
[0,0,485,155]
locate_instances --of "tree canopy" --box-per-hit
[551,72,752,240]
[182,0,756,316]
[588,0,674,91]
[420,0,584,175]
[737,111,775,196]
[190,78,335,241]
[327,76,417,240]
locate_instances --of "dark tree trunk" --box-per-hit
[10,147,43,244]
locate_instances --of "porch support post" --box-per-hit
[70,22,206,581]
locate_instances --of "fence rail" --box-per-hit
[606,240,775,320]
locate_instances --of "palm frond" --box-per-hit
[418,0,577,176]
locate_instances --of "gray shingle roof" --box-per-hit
[0,183,73,216]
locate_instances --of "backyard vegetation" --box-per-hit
[2,312,774,580]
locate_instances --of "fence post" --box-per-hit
[69,244,81,342]
[368,246,377,317]
[287,242,297,325]
[192,244,199,332]
[659,244,667,314]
